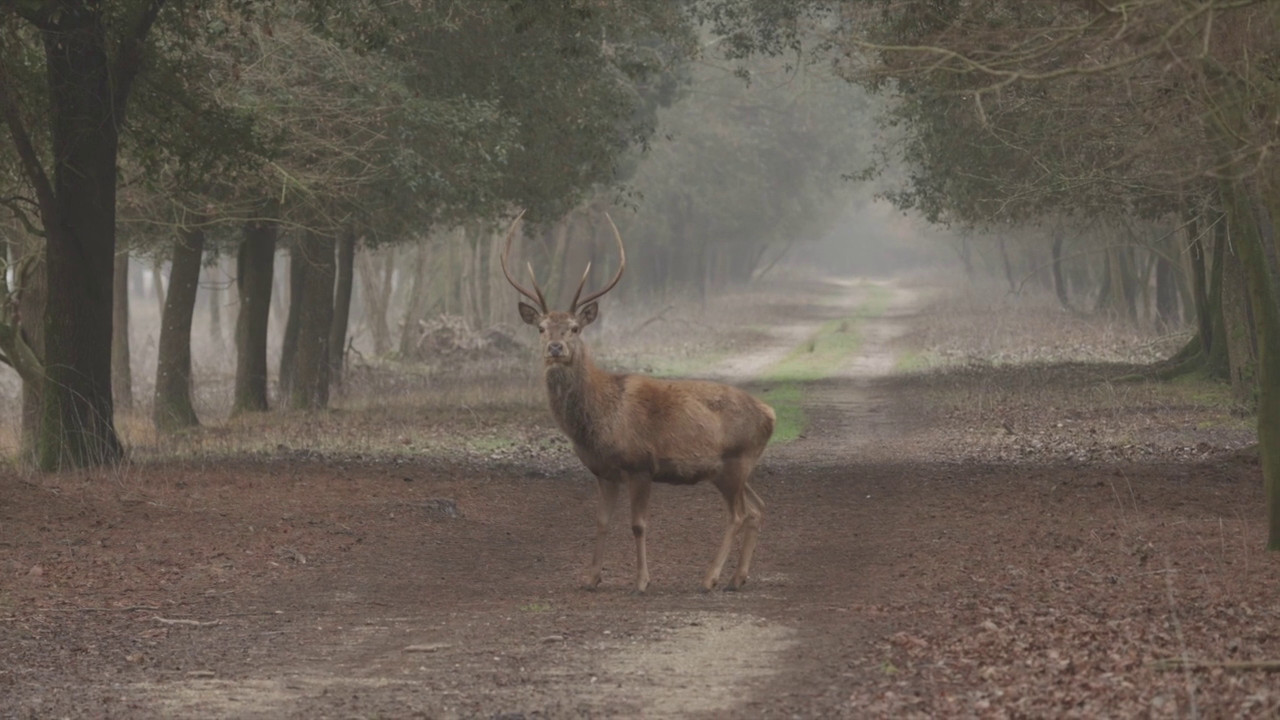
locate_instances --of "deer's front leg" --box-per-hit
[628,474,653,593]
[583,477,620,590]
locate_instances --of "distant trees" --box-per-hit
[620,48,874,300]
[0,1,700,463]
[777,0,1280,547]
[700,0,1280,547]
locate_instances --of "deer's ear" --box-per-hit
[576,301,599,327]
[518,302,542,326]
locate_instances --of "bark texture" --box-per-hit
[328,230,356,383]
[153,229,204,432]
[111,252,132,411]
[288,231,336,410]
[233,220,277,414]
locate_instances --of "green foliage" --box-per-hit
[391,1,696,225]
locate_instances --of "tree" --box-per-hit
[824,0,1280,546]
[0,0,165,470]
[232,217,276,414]
[152,224,204,431]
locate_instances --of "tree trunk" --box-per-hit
[111,251,133,412]
[1162,210,1228,379]
[152,258,166,317]
[460,227,478,327]
[232,220,277,414]
[547,221,571,307]
[357,248,393,355]
[289,231,336,410]
[1094,249,1114,314]
[957,236,975,280]
[18,250,46,466]
[998,237,1016,293]
[279,240,306,399]
[1050,229,1072,311]
[1155,233,1181,332]
[1188,214,1213,356]
[1117,246,1139,322]
[1222,180,1280,550]
[1205,215,1230,379]
[1221,237,1258,404]
[153,228,204,432]
[329,229,356,383]
[399,242,430,357]
[36,15,126,470]
[207,255,225,352]
[488,225,507,327]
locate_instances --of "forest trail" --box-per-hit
[5,275,1273,719]
[121,276,916,719]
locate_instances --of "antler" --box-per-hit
[500,209,548,313]
[569,212,626,313]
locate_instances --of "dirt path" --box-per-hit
[4,277,1276,718]
[704,276,887,382]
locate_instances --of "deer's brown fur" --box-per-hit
[504,211,774,592]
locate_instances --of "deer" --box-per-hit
[501,210,775,593]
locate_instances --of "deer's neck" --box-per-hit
[544,350,621,449]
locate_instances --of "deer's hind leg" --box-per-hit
[702,458,758,591]
[583,477,620,590]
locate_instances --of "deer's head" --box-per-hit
[502,210,625,366]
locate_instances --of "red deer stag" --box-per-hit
[501,210,775,592]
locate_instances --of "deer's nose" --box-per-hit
[547,342,566,357]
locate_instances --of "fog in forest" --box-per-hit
[0,46,966,436]
[8,3,1280,716]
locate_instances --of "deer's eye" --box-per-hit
[538,326,545,334]
[570,326,579,334]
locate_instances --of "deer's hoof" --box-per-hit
[726,575,748,591]
[581,573,603,591]
[701,578,719,593]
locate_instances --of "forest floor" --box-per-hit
[2,273,1278,719]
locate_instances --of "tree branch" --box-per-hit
[0,251,43,384]
[111,0,166,113]
[0,57,55,229]
[0,0,58,28]
[0,196,45,237]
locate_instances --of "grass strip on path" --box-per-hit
[758,284,891,443]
